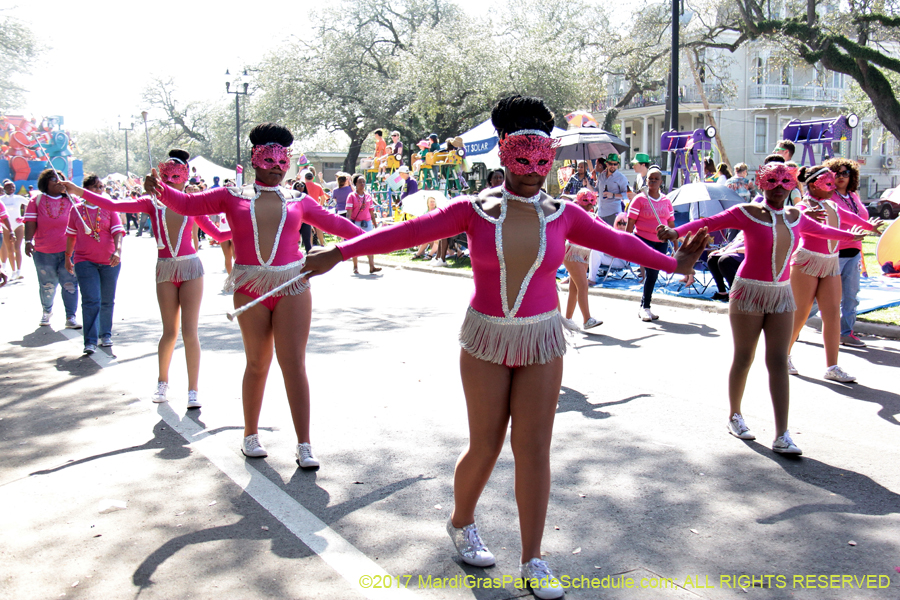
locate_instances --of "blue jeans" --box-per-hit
[638,236,668,308]
[838,254,861,336]
[32,250,79,318]
[73,261,121,346]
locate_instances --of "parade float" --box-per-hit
[0,114,83,193]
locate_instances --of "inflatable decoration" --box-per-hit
[660,126,717,192]
[0,114,83,194]
[781,114,859,166]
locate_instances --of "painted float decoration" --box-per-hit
[0,114,84,194]
[781,114,859,166]
[660,126,717,192]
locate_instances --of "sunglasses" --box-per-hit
[835,170,850,178]
[614,220,627,226]
[607,162,619,166]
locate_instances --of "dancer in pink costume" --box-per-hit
[304,96,708,600]
[144,123,363,469]
[63,149,232,409]
[658,163,868,455]
[786,166,880,383]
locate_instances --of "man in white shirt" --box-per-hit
[595,154,630,225]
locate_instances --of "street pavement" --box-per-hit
[1,235,898,600]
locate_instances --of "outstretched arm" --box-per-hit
[194,215,233,243]
[799,214,866,242]
[145,169,228,216]
[299,196,365,239]
[61,182,150,214]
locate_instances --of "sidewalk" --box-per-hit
[376,259,900,340]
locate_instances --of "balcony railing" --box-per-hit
[747,84,845,104]
[592,84,726,112]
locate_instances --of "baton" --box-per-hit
[226,271,311,321]
[32,135,92,235]
[140,111,166,250]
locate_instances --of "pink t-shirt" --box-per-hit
[830,192,868,252]
[796,198,874,254]
[346,193,375,222]
[66,204,125,265]
[24,194,74,254]
[627,193,674,241]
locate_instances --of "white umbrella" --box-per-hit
[401,190,452,217]
[553,128,629,162]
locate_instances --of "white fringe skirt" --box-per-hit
[791,247,840,278]
[564,243,590,264]
[729,276,796,314]
[224,259,310,297]
[156,255,204,284]
[459,307,566,367]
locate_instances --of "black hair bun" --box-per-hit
[249,122,293,147]
[168,148,190,163]
[491,95,554,138]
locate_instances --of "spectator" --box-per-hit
[1,179,26,280]
[397,166,418,209]
[211,176,221,189]
[412,196,441,259]
[562,161,596,195]
[373,129,387,169]
[626,166,675,321]
[596,153,629,225]
[483,169,504,191]
[630,153,651,198]
[23,169,80,327]
[562,189,602,330]
[707,232,745,301]
[303,170,328,246]
[716,162,732,184]
[725,163,756,201]
[703,157,717,182]
[65,173,125,354]
[345,174,382,275]
[824,157,872,348]
[332,172,352,219]
[773,140,796,161]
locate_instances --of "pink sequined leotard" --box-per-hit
[81,190,231,283]
[159,183,363,298]
[675,204,858,313]
[792,198,875,278]
[338,192,677,366]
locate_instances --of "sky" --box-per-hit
[3,0,503,132]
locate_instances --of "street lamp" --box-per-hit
[118,117,134,181]
[225,69,251,178]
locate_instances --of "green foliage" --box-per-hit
[0,15,39,112]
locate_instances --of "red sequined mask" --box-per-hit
[159,161,189,185]
[498,132,557,177]
[755,164,797,191]
[251,143,292,170]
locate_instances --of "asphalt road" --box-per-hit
[1,235,898,600]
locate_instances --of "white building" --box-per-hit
[594,44,900,200]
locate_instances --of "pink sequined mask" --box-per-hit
[755,164,797,191]
[159,161,189,185]
[499,133,557,177]
[809,170,836,194]
[575,188,597,209]
[251,143,292,170]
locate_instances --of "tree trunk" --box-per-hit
[344,133,364,174]
[686,51,732,170]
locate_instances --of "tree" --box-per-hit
[698,0,900,141]
[0,15,39,112]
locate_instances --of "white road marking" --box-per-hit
[58,327,416,599]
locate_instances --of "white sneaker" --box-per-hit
[151,381,168,403]
[11,270,22,280]
[772,431,802,455]
[65,316,82,329]
[296,443,320,469]
[242,434,268,458]
[638,307,658,321]
[431,258,447,268]
[727,413,755,440]
[824,365,856,383]
[583,317,603,329]
[187,390,201,409]
[787,355,798,375]
[446,517,495,567]
[520,558,564,599]
[39,311,52,326]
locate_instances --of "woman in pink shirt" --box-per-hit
[787,166,880,383]
[23,169,81,328]
[304,96,707,597]
[144,123,364,468]
[64,174,125,355]
[62,149,232,409]
[626,166,674,322]
[659,163,866,455]
[345,174,381,275]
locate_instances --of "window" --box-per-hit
[755,117,768,154]
[860,122,872,156]
[754,58,764,85]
